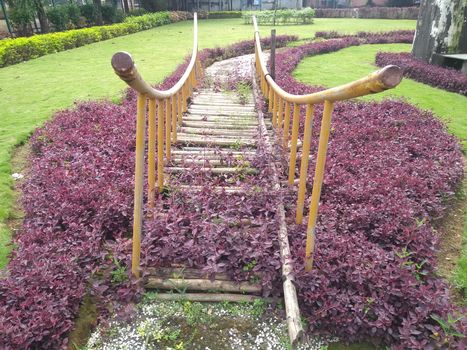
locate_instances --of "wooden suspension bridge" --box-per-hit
[111,13,402,347]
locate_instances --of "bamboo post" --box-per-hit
[304,100,334,271]
[288,103,301,184]
[157,99,164,192]
[171,94,177,142]
[131,93,146,278]
[296,104,314,224]
[283,101,291,147]
[272,91,278,128]
[270,29,276,80]
[277,98,284,129]
[177,91,183,125]
[165,99,171,159]
[147,98,157,209]
[268,85,273,112]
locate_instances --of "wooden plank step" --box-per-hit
[172,149,256,156]
[176,136,256,147]
[177,133,254,141]
[178,185,245,193]
[180,127,256,137]
[191,99,254,106]
[172,158,226,166]
[145,277,262,294]
[188,109,256,117]
[190,104,255,110]
[150,293,272,303]
[183,117,257,125]
[166,167,258,174]
[184,115,257,122]
[182,121,258,130]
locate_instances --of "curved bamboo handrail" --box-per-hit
[111,13,202,278]
[252,14,403,272]
[253,16,402,104]
[111,13,199,100]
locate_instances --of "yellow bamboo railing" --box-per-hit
[253,16,403,271]
[111,13,201,278]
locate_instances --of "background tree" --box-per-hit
[92,0,103,25]
[412,0,466,62]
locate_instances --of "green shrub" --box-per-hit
[207,11,242,19]
[47,6,69,32]
[140,0,168,12]
[0,11,186,67]
[101,5,118,24]
[67,3,82,28]
[126,8,148,17]
[243,8,315,25]
[80,3,97,25]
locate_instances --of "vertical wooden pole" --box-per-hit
[157,99,164,192]
[283,101,291,147]
[270,29,276,80]
[165,99,171,159]
[171,94,177,142]
[178,91,183,125]
[304,101,334,272]
[132,93,146,278]
[268,85,273,112]
[277,98,284,129]
[296,104,314,224]
[272,91,278,128]
[147,98,156,209]
[288,103,301,184]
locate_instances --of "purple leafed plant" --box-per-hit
[0,35,298,350]
[376,51,467,96]
[262,33,466,349]
[0,31,465,350]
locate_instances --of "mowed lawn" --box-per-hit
[0,18,416,267]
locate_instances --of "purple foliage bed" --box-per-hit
[0,36,296,350]
[0,31,465,350]
[270,33,466,349]
[375,52,467,96]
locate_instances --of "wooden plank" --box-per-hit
[166,167,258,174]
[146,267,231,280]
[145,277,262,294]
[150,293,274,303]
[251,64,304,345]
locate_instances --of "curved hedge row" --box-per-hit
[376,51,467,96]
[0,11,192,68]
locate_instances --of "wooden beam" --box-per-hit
[145,277,262,294]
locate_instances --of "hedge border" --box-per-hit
[0,11,192,68]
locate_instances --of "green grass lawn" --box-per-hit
[0,18,416,267]
[293,43,467,148]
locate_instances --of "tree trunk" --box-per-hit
[33,0,49,33]
[93,0,103,25]
[122,0,130,13]
[412,0,467,62]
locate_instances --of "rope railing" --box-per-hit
[252,16,403,271]
[111,13,202,278]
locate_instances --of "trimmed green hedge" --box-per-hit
[243,8,315,25]
[0,11,191,68]
[207,11,242,19]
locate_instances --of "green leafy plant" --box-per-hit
[431,313,465,343]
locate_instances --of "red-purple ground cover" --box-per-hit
[376,51,467,96]
[0,32,465,350]
[269,34,466,349]
[0,36,295,350]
